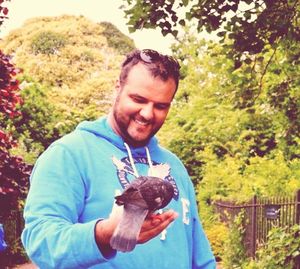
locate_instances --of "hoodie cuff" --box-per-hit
[71,219,116,268]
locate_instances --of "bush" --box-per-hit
[205,222,229,260]
[244,225,300,269]
[222,211,247,269]
[31,31,67,55]
[4,78,62,162]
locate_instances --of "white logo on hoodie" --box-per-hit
[112,156,179,200]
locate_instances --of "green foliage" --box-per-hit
[200,149,300,202]
[99,22,135,54]
[31,31,67,55]
[243,225,300,269]
[5,77,61,162]
[222,211,247,269]
[158,30,300,201]
[4,74,116,162]
[204,222,229,260]
[121,0,300,61]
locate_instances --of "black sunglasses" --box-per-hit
[139,49,180,70]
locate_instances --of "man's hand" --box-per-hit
[94,204,178,255]
[109,176,175,252]
[138,210,178,244]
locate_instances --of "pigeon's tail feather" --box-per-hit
[110,233,137,252]
[110,204,148,252]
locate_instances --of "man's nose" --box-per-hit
[139,103,154,121]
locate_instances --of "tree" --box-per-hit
[98,22,135,54]
[121,0,299,59]
[0,0,31,215]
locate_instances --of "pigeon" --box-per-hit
[110,176,174,252]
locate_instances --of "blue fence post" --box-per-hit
[0,223,7,252]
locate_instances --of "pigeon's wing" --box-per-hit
[110,203,149,252]
[115,185,148,208]
[139,177,174,210]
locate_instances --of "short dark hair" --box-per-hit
[119,49,180,91]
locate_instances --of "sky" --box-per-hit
[0,0,175,54]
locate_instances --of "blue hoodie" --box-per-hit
[22,117,216,269]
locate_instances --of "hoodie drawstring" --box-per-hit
[145,146,153,176]
[124,142,139,178]
[124,142,153,178]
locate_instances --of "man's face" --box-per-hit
[109,63,177,147]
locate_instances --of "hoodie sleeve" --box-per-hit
[187,179,216,269]
[21,143,115,269]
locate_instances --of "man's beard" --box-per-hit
[113,107,152,147]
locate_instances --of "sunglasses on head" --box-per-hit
[139,49,180,70]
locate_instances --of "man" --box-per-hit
[22,49,216,268]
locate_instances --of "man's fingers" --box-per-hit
[138,210,178,244]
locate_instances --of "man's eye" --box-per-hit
[132,97,146,103]
[155,104,170,110]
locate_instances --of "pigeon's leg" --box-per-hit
[110,204,148,252]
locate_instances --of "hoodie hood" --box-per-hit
[76,116,160,178]
[75,116,159,155]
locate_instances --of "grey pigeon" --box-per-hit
[110,176,174,252]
